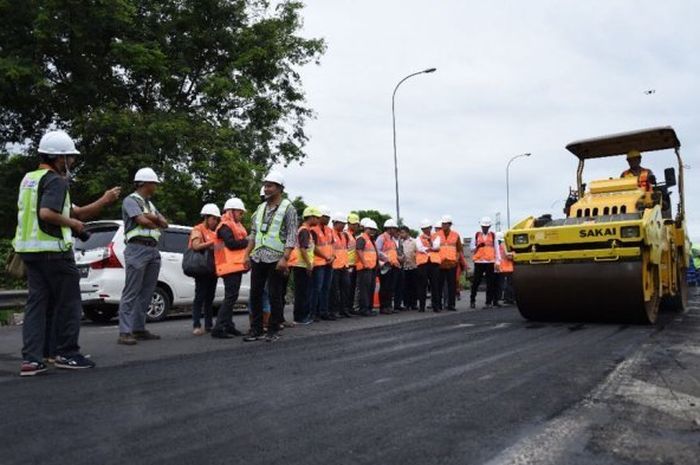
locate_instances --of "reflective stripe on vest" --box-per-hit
[312,225,333,267]
[380,232,399,267]
[289,225,315,269]
[355,233,377,271]
[438,230,459,264]
[13,169,73,253]
[473,231,496,263]
[214,217,248,276]
[622,168,652,191]
[253,199,291,253]
[124,192,162,242]
[496,243,513,273]
[332,229,348,269]
[346,231,357,266]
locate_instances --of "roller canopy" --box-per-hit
[566,126,680,160]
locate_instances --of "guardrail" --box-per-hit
[0,290,28,310]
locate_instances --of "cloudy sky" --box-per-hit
[277,0,699,240]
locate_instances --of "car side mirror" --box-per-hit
[664,167,676,187]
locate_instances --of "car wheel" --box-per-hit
[147,286,172,322]
[84,305,118,324]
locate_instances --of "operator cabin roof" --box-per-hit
[566,126,680,160]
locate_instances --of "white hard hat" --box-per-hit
[480,216,493,227]
[366,219,378,230]
[38,130,80,156]
[332,212,346,223]
[360,217,370,227]
[384,219,398,229]
[434,220,442,228]
[420,219,432,229]
[441,215,453,224]
[263,171,285,188]
[496,231,505,241]
[318,205,331,217]
[134,167,161,183]
[223,197,246,212]
[200,203,221,217]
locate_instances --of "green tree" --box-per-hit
[0,0,325,233]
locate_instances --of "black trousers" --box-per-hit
[293,267,312,322]
[393,269,404,309]
[212,272,242,333]
[330,268,350,314]
[417,262,440,310]
[379,267,398,309]
[471,262,497,305]
[402,268,418,309]
[357,269,375,312]
[438,267,458,310]
[347,268,357,311]
[250,261,289,334]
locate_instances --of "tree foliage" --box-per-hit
[0,0,325,233]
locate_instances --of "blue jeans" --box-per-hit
[310,265,332,318]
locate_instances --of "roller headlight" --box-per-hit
[620,226,640,238]
[513,234,529,245]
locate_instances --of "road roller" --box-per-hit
[505,127,690,324]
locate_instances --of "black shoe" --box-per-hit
[226,327,244,337]
[133,330,161,341]
[493,303,502,308]
[265,331,281,342]
[313,316,321,322]
[447,307,457,311]
[54,354,96,370]
[339,311,352,318]
[243,331,265,342]
[349,310,361,316]
[211,331,233,339]
[470,302,476,309]
[418,308,425,313]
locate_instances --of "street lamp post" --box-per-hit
[506,152,532,229]
[392,67,436,225]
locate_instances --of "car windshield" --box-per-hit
[74,225,118,251]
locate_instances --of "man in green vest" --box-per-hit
[14,130,121,376]
[117,168,169,346]
[243,171,298,342]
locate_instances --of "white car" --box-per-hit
[73,220,250,323]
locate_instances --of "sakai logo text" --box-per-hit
[579,228,616,238]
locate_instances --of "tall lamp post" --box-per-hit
[392,67,436,224]
[506,152,532,229]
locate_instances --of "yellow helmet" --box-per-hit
[303,206,321,218]
[347,213,360,224]
[626,150,641,160]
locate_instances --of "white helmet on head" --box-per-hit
[480,216,493,227]
[223,197,246,212]
[200,203,221,217]
[360,217,370,227]
[496,231,505,241]
[420,219,432,229]
[332,212,346,224]
[384,219,398,229]
[134,167,161,183]
[366,219,378,230]
[441,215,453,224]
[38,130,80,156]
[263,171,285,188]
[318,205,332,217]
[434,220,442,229]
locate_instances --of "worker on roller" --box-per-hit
[620,150,656,192]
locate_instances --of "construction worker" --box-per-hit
[621,150,656,191]
[415,219,441,312]
[330,213,352,318]
[470,217,501,309]
[244,171,297,342]
[345,213,361,315]
[400,226,418,310]
[437,215,463,311]
[309,205,334,320]
[289,207,320,325]
[376,219,400,314]
[355,218,379,317]
[117,168,168,346]
[211,198,248,339]
[495,231,515,305]
[189,203,221,335]
[14,130,121,376]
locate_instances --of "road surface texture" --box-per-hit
[1,292,699,465]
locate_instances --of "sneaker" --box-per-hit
[265,331,281,342]
[193,328,205,336]
[243,332,265,342]
[54,354,96,370]
[118,333,138,345]
[226,327,244,337]
[295,318,313,326]
[133,330,161,341]
[20,361,48,377]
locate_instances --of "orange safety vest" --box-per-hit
[312,225,333,267]
[346,231,357,267]
[473,231,496,263]
[355,232,377,271]
[621,168,653,191]
[288,224,314,269]
[438,230,460,267]
[416,234,431,266]
[214,217,248,276]
[332,229,348,269]
[380,232,400,267]
[496,243,513,273]
[189,222,217,249]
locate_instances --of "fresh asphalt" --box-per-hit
[1,292,699,465]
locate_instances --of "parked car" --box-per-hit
[73,220,250,323]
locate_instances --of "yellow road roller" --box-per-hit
[505,127,690,324]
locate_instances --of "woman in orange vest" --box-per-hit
[436,215,463,312]
[356,218,379,317]
[329,213,353,318]
[310,206,335,321]
[495,231,515,305]
[469,217,501,309]
[211,198,249,339]
[377,219,401,314]
[289,207,320,325]
[415,219,442,312]
[189,203,221,335]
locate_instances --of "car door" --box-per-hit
[158,228,195,304]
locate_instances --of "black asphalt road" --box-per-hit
[2,298,699,465]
